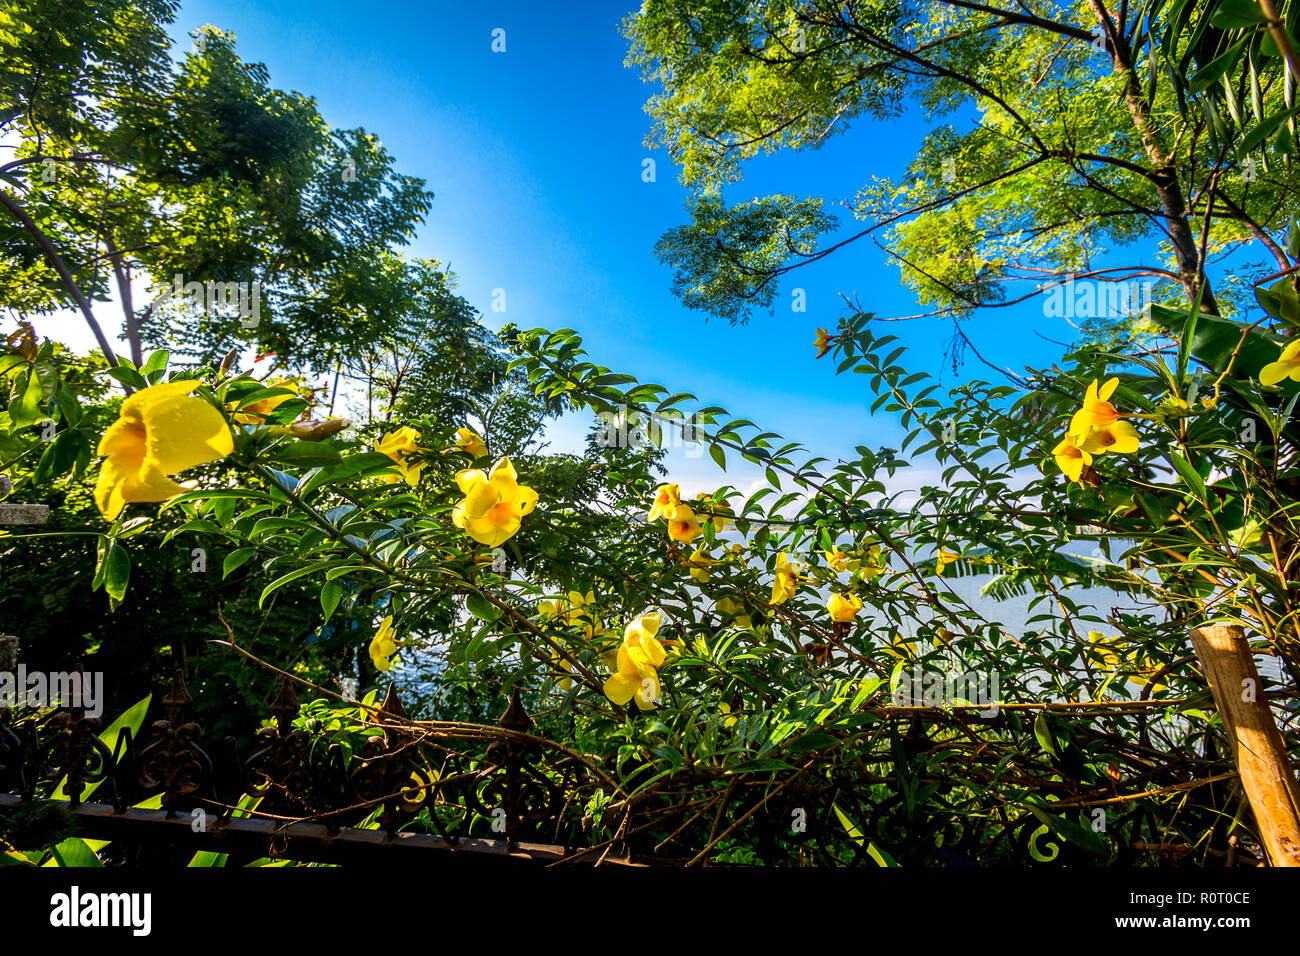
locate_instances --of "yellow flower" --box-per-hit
[648,483,681,522]
[1086,631,1121,672]
[881,633,917,662]
[603,611,666,710]
[696,492,732,531]
[1052,433,1093,483]
[377,426,423,486]
[540,590,603,640]
[814,327,833,359]
[95,380,234,520]
[827,592,863,622]
[451,456,538,547]
[232,378,298,425]
[933,548,962,577]
[770,552,803,604]
[1070,377,1121,435]
[686,545,717,582]
[667,503,703,543]
[551,646,574,691]
[1080,420,1141,455]
[451,427,489,458]
[1260,340,1300,386]
[856,544,888,581]
[823,548,851,573]
[718,701,740,728]
[369,615,398,672]
[1128,657,1168,692]
[716,596,753,629]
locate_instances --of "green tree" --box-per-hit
[626,0,1300,331]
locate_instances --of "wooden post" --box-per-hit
[0,503,49,526]
[0,503,43,679]
[1190,624,1300,867]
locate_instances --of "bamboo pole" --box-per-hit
[1190,624,1300,866]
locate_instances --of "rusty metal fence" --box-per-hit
[0,667,640,867]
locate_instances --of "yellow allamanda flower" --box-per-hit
[1080,420,1141,455]
[1086,631,1121,672]
[718,701,740,728]
[855,544,887,580]
[716,596,753,630]
[814,327,833,359]
[881,633,918,662]
[770,552,803,604]
[1128,657,1168,693]
[539,590,603,640]
[1070,377,1122,435]
[1260,340,1300,386]
[450,427,489,459]
[231,377,300,425]
[451,456,538,547]
[686,545,717,582]
[377,426,424,486]
[647,483,680,522]
[95,380,234,520]
[369,615,399,672]
[695,492,733,531]
[603,611,666,710]
[823,547,851,573]
[933,548,963,577]
[1052,433,1093,483]
[667,503,703,543]
[827,592,864,622]
[550,646,574,692]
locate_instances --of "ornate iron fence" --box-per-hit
[0,667,641,867]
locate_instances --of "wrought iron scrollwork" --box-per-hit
[137,671,212,816]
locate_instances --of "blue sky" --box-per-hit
[45,0,1104,493]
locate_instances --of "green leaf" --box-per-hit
[269,441,341,467]
[1209,0,1271,28]
[8,368,43,429]
[259,564,326,607]
[466,592,504,622]
[139,349,169,381]
[1033,713,1059,756]
[1189,38,1247,92]
[1169,450,1208,500]
[321,580,343,622]
[103,541,130,602]
[223,548,255,578]
[709,444,726,470]
[49,838,102,868]
[785,732,839,753]
[104,365,148,390]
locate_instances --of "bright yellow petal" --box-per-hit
[604,670,640,706]
[94,455,132,520]
[454,469,488,496]
[141,392,233,475]
[1260,361,1293,387]
[489,456,518,483]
